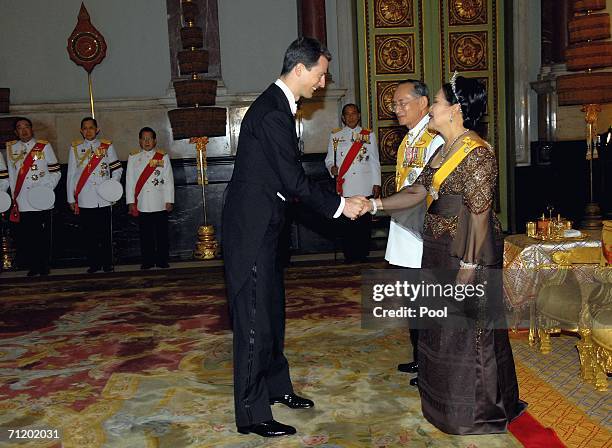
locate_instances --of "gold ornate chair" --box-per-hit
[535,244,610,390]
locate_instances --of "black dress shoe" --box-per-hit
[397,361,418,373]
[410,377,418,387]
[237,419,296,437]
[87,266,100,274]
[26,270,38,277]
[102,265,114,273]
[270,393,314,409]
[156,262,170,269]
[140,264,154,270]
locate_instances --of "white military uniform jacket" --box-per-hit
[67,138,123,208]
[6,139,61,211]
[324,125,381,197]
[0,152,9,192]
[385,115,444,267]
[126,149,174,212]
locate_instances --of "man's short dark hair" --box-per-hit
[342,103,360,115]
[139,127,157,139]
[13,117,32,130]
[81,116,98,128]
[398,79,430,104]
[281,37,332,75]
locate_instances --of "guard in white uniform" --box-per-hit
[385,80,444,382]
[325,103,381,262]
[6,117,61,276]
[0,152,9,192]
[126,127,174,269]
[67,117,123,273]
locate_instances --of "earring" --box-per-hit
[450,112,453,123]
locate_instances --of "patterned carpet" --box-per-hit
[0,262,609,447]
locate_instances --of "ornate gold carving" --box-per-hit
[376,81,399,120]
[449,32,488,71]
[382,172,396,197]
[375,0,414,28]
[378,126,405,164]
[375,34,415,74]
[449,0,487,25]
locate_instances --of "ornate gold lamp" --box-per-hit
[556,0,612,229]
[167,0,226,260]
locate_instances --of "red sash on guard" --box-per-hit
[336,129,369,195]
[10,142,46,223]
[73,142,110,214]
[130,151,164,217]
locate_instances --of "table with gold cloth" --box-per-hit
[503,232,602,345]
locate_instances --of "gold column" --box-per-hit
[190,137,218,260]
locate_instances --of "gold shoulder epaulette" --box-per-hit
[37,139,49,145]
[130,149,141,156]
[6,140,16,147]
[155,149,167,156]
[100,139,112,144]
[72,140,83,146]
[332,127,342,134]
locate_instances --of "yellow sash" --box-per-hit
[426,135,486,208]
[395,128,436,191]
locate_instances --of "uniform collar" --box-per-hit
[84,138,99,146]
[344,125,362,133]
[407,114,430,138]
[274,78,298,116]
[21,138,35,148]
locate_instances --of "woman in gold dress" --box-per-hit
[366,75,526,434]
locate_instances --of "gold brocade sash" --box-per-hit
[395,129,435,191]
[427,136,483,209]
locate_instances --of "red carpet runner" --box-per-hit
[509,412,566,448]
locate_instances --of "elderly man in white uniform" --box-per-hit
[325,103,381,262]
[126,127,174,270]
[386,80,444,385]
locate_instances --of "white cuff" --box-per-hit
[333,196,345,218]
[369,198,377,215]
[459,260,478,269]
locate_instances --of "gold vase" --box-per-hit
[194,224,218,260]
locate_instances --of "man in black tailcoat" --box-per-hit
[222,37,367,438]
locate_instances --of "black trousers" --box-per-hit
[79,206,112,269]
[18,210,52,272]
[229,207,293,427]
[340,213,372,262]
[410,328,419,364]
[138,211,169,266]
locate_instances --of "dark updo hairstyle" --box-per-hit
[442,76,486,130]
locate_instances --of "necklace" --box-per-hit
[440,129,470,160]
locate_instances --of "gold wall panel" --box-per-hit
[375,0,414,28]
[382,171,397,197]
[375,34,415,74]
[449,32,488,71]
[378,125,406,163]
[376,81,400,120]
[448,0,487,25]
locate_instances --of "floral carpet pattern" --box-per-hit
[0,263,607,447]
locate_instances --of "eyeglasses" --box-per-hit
[390,97,419,112]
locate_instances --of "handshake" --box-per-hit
[342,196,374,220]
